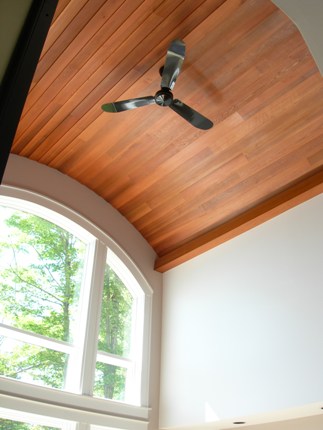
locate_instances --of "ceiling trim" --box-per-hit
[155,167,323,272]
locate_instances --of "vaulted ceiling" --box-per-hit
[11,0,323,271]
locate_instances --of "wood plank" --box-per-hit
[41,0,225,165]
[15,0,135,142]
[85,3,292,207]
[15,0,227,167]
[14,0,199,157]
[10,0,323,266]
[116,73,323,232]
[32,0,108,84]
[154,167,323,272]
[145,130,322,253]
[40,0,87,57]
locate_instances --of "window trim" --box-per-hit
[0,186,153,294]
[0,184,153,422]
[0,391,149,430]
[0,322,74,354]
[0,379,150,421]
[0,405,75,430]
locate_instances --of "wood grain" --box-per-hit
[11,0,323,270]
[155,167,323,272]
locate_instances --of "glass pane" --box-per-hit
[93,362,127,401]
[0,418,59,429]
[97,263,133,357]
[0,206,87,343]
[0,336,68,389]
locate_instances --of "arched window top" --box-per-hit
[0,187,153,294]
[0,186,152,419]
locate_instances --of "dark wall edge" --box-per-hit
[0,0,58,183]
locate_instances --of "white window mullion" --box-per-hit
[79,240,107,395]
[64,239,99,393]
[97,351,132,368]
[0,323,73,355]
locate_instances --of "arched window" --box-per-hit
[0,187,152,428]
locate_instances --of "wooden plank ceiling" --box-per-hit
[11,0,323,271]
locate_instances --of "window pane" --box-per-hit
[0,418,59,429]
[0,337,68,389]
[94,362,127,401]
[98,264,133,357]
[0,207,87,343]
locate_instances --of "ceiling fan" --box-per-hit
[101,39,213,130]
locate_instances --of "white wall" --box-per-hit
[272,0,323,75]
[160,193,323,428]
[1,154,163,430]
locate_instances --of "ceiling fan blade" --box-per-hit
[101,96,155,112]
[161,39,185,90]
[170,99,213,130]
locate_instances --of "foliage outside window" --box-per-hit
[0,197,146,410]
[0,418,60,430]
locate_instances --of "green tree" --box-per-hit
[95,264,133,400]
[0,418,58,430]
[0,210,85,388]
[0,208,134,403]
[0,418,30,430]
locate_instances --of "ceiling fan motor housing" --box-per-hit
[155,89,173,106]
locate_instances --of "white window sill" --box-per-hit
[0,378,150,425]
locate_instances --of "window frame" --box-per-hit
[0,405,76,430]
[0,185,153,425]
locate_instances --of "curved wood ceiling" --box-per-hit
[12,0,323,271]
